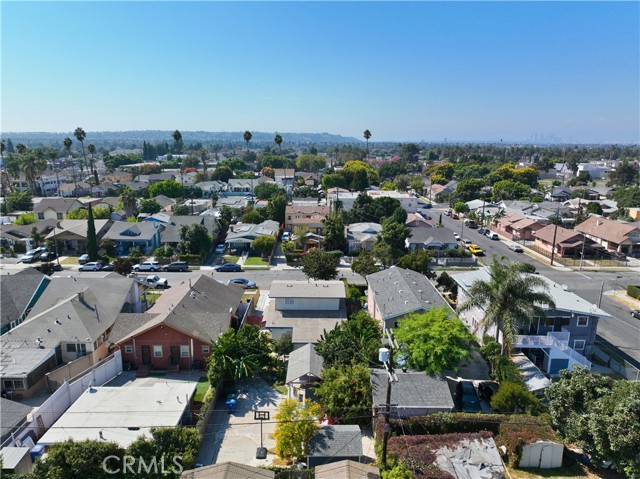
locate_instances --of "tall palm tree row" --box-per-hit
[21,149,47,195]
[243,131,252,151]
[274,133,283,154]
[457,256,556,355]
[363,129,372,158]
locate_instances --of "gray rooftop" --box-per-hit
[263,299,346,344]
[1,269,49,328]
[308,425,363,459]
[226,220,279,242]
[0,398,32,439]
[153,215,219,243]
[315,460,381,479]
[0,447,30,469]
[371,369,454,411]
[34,198,83,213]
[181,462,275,479]
[286,343,324,384]
[103,220,159,241]
[366,266,448,321]
[270,280,346,299]
[407,227,457,246]
[435,436,504,479]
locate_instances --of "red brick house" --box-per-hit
[110,276,245,371]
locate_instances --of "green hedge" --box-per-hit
[627,285,640,300]
[178,253,202,264]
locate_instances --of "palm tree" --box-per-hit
[87,143,99,185]
[274,133,283,154]
[457,256,556,355]
[243,131,252,151]
[21,151,46,195]
[120,185,138,218]
[74,127,89,178]
[172,130,183,154]
[363,130,372,158]
[63,137,77,195]
[0,140,9,197]
[46,147,61,197]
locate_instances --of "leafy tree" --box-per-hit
[114,257,133,276]
[99,237,116,257]
[396,250,435,278]
[322,173,347,189]
[457,257,556,355]
[127,427,201,479]
[316,310,381,368]
[490,381,544,414]
[86,204,99,261]
[492,180,530,201]
[585,201,603,215]
[453,201,469,214]
[207,325,274,383]
[30,226,43,246]
[139,198,161,214]
[14,213,36,225]
[32,439,125,479]
[351,250,380,277]
[607,159,639,187]
[296,154,326,172]
[148,180,184,199]
[153,244,175,258]
[260,166,275,178]
[267,193,287,224]
[315,364,372,425]
[211,165,234,182]
[374,218,410,260]
[372,241,394,268]
[383,463,414,479]
[173,205,190,216]
[273,398,323,462]
[179,224,211,258]
[394,307,474,375]
[252,235,276,257]
[4,191,33,212]
[171,129,183,154]
[340,160,379,190]
[613,186,640,208]
[67,206,111,220]
[242,207,265,224]
[254,182,283,200]
[301,248,339,280]
[274,331,293,356]
[322,213,347,252]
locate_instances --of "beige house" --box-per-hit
[34,198,84,220]
[285,204,330,232]
[575,215,640,256]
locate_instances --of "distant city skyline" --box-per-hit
[2,1,638,144]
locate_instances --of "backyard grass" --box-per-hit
[194,377,210,403]
[506,465,598,479]
[272,382,288,395]
[144,292,162,307]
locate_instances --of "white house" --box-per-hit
[367,190,418,213]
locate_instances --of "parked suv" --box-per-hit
[19,248,45,263]
[133,260,161,272]
[163,261,189,272]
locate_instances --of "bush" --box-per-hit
[496,416,560,467]
[444,247,472,258]
[327,250,344,260]
[14,213,36,225]
[178,253,202,265]
[13,242,26,254]
[627,285,640,300]
[490,381,545,415]
[531,196,543,203]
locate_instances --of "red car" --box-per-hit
[451,213,460,219]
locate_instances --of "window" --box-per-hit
[577,316,589,327]
[37,213,44,220]
[124,345,133,354]
[285,298,295,306]
[153,345,163,357]
[573,340,586,351]
[202,346,210,354]
[180,345,190,357]
[57,213,63,220]
[66,344,77,352]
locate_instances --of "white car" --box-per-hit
[79,262,102,271]
[140,275,169,289]
[509,244,523,253]
[462,239,472,249]
[133,261,161,272]
[454,233,461,241]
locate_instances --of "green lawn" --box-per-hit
[244,257,269,266]
[144,292,162,307]
[223,255,239,264]
[194,377,210,403]
[60,257,80,265]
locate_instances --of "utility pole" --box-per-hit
[578,233,586,271]
[380,329,398,468]
[550,206,561,266]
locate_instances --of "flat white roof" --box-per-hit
[38,381,197,448]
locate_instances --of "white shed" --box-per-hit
[519,441,564,469]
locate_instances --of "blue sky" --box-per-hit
[2,1,638,143]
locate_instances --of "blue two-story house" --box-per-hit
[102,221,162,255]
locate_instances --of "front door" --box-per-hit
[170,346,180,365]
[141,345,151,366]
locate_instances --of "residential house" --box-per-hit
[11,172,64,197]
[194,180,226,199]
[366,266,448,330]
[176,198,212,215]
[562,198,618,217]
[367,190,418,213]
[144,214,219,249]
[273,168,296,190]
[0,398,32,444]
[307,425,364,468]
[500,200,571,224]
[112,275,245,371]
[491,213,545,241]
[577,162,612,180]
[181,463,275,479]
[138,172,176,184]
[452,269,603,376]
[227,176,274,195]
[371,370,454,418]
[315,461,380,479]
[103,171,133,184]
[547,186,572,202]
[286,343,323,401]
[225,220,279,252]
[263,281,347,348]
[0,219,58,251]
[34,198,84,220]
[534,224,600,258]
[152,195,177,212]
[429,180,458,202]
[44,219,111,254]
[405,227,457,254]
[1,269,51,334]
[285,204,331,234]
[405,213,434,228]
[59,181,92,197]
[327,188,359,212]
[102,220,162,255]
[90,182,116,198]
[215,196,250,210]
[345,222,381,253]
[570,187,600,201]
[0,275,139,398]
[575,215,640,256]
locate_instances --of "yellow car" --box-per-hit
[468,244,484,255]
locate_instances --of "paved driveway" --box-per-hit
[197,377,285,467]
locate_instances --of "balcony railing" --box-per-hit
[515,333,591,369]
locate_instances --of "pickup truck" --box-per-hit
[139,275,169,289]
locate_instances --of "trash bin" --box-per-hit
[225,396,236,414]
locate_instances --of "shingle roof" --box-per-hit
[108,313,160,344]
[34,198,82,213]
[315,460,380,479]
[366,267,448,321]
[0,398,32,439]
[406,227,457,246]
[534,224,581,245]
[1,269,49,328]
[226,221,279,242]
[44,219,111,241]
[103,221,159,241]
[181,462,275,479]
[286,343,323,384]
[576,215,640,244]
[308,425,363,459]
[286,205,330,216]
[153,216,218,243]
[153,195,177,208]
[370,370,454,410]
[270,281,346,299]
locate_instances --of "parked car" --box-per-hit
[464,219,477,229]
[214,263,242,272]
[133,261,161,272]
[19,249,44,263]
[228,278,257,289]
[486,232,499,240]
[101,262,116,271]
[451,213,460,220]
[39,251,57,262]
[607,250,627,260]
[478,228,488,235]
[445,210,452,217]
[140,275,169,289]
[508,244,523,253]
[477,381,500,402]
[78,253,90,264]
[631,310,640,320]
[282,231,291,241]
[79,262,102,271]
[33,262,63,272]
[462,239,472,249]
[422,203,432,209]
[163,261,189,272]
[468,244,484,255]
[454,233,461,241]
[456,380,481,413]
[215,244,226,254]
